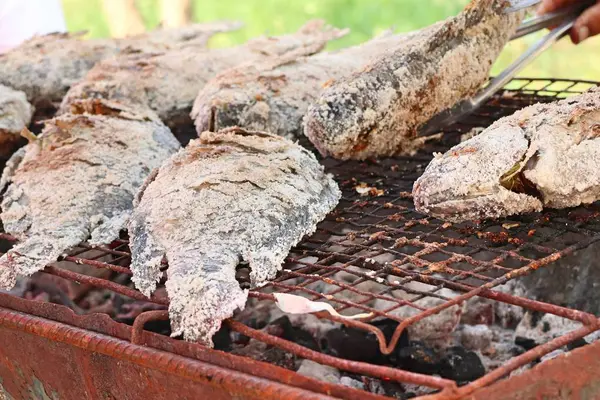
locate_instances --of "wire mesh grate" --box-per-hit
[2,78,600,398]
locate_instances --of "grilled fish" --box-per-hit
[0,85,33,160]
[129,127,341,345]
[304,0,525,160]
[60,21,346,139]
[0,99,180,289]
[413,87,600,222]
[0,22,241,108]
[192,31,406,141]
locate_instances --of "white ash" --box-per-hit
[296,359,341,384]
[339,376,365,391]
[515,312,582,344]
[494,280,527,328]
[459,324,493,351]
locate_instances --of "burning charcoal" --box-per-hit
[322,319,408,365]
[339,376,365,391]
[460,324,493,351]
[396,341,440,375]
[439,346,485,382]
[296,359,340,384]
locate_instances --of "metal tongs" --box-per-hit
[418,0,595,137]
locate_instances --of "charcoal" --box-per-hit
[322,319,408,365]
[514,336,537,350]
[438,346,485,382]
[268,316,320,352]
[396,341,440,375]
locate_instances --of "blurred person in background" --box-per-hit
[0,0,66,53]
[101,0,191,38]
[539,0,600,43]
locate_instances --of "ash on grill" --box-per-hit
[2,78,600,399]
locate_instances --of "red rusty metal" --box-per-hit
[0,307,388,400]
[131,310,169,345]
[0,294,384,400]
[468,338,600,400]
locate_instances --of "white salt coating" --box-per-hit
[303,0,524,160]
[192,30,422,141]
[414,87,600,222]
[0,22,242,107]
[128,127,341,345]
[0,84,33,158]
[0,99,180,289]
[60,21,345,128]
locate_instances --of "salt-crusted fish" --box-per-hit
[304,0,525,160]
[192,31,405,141]
[0,22,241,108]
[0,85,34,160]
[129,127,341,345]
[413,87,600,222]
[0,99,180,289]
[60,21,346,139]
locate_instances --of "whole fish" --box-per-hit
[60,21,346,141]
[0,99,180,289]
[304,0,525,160]
[192,30,409,141]
[129,127,341,345]
[0,22,241,108]
[413,87,600,222]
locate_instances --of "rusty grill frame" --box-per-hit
[2,77,600,399]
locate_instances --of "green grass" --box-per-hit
[61,0,600,80]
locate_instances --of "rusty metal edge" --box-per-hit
[467,338,600,400]
[0,295,388,400]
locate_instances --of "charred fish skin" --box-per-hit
[191,30,410,141]
[60,21,347,131]
[413,87,600,223]
[0,22,241,108]
[304,0,524,160]
[0,99,180,290]
[0,85,34,160]
[129,127,341,345]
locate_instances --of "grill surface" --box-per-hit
[2,77,600,399]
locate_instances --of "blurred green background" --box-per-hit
[62,0,599,80]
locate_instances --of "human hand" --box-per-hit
[538,0,600,43]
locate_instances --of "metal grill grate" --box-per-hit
[2,77,600,399]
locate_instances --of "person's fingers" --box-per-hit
[537,0,579,15]
[572,2,600,43]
